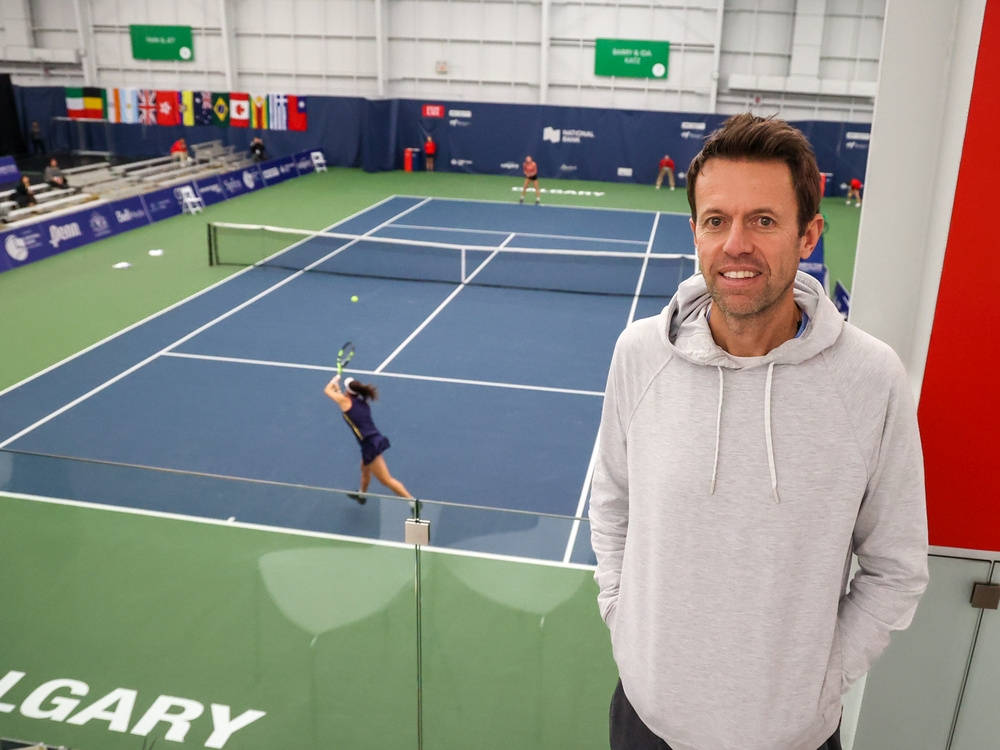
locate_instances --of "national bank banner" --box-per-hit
[391,98,871,192]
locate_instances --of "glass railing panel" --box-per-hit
[0,449,419,750]
[416,501,616,750]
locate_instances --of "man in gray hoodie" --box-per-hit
[590,114,928,750]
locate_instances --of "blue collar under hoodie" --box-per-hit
[589,270,928,750]
[666,271,844,504]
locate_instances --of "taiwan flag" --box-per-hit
[192,91,214,126]
[287,95,308,131]
[138,90,157,125]
[155,91,180,125]
[230,92,250,128]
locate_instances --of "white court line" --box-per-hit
[0,198,433,448]
[560,211,663,564]
[386,222,649,247]
[374,232,517,373]
[162,351,604,397]
[0,194,404,401]
[1,491,597,572]
[402,193,693,217]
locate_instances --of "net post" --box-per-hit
[207,222,216,266]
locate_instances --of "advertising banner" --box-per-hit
[194,176,228,206]
[259,157,296,186]
[140,185,188,223]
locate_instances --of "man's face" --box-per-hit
[690,158,821,319]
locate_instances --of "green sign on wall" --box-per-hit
[594,38,669,79]
[130,25,194,62]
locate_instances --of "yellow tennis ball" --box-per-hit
[350,295,359,303]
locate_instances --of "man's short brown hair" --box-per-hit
[686,114,822,236]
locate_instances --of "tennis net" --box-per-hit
[207,221,697,298]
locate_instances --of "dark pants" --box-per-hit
[610,680,842,750]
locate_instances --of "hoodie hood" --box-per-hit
[659,270,845,502]
[663,270,844,369]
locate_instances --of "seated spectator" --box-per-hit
[14,175,36,208]
[44,157,69,189]
[170,138,189,162]
[249,137,266,162]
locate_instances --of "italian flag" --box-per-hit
[65,87,106,120]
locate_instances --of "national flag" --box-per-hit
[250,93,268,129]
[121,88,139,124]
[211,92,230,126]
[229,92,249,128]
[138,90,157,125]
[65,87,106,120]
[268,93,287,130]
[181,91,195,126]
[287,95,308,131]
[107,88,123,123]
[192,91,214,126]
[155,91,180,126]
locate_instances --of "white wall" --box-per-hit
[2,0,883,122]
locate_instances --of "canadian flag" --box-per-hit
[230,92,250,127]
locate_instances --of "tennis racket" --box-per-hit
[336,341,355,376]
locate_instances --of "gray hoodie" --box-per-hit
[590,271,928,750]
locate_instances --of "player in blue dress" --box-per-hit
[324,375,412,505]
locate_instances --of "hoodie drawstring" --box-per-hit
[710,366,723,495]
[763,362,780,503]
[709,362,781,503]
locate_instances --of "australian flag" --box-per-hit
[193,91,214,126]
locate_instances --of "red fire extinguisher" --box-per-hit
[404,148,413,172]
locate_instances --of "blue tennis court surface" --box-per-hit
[0,196,696,565]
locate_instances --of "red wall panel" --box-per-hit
[919,0,1000,550]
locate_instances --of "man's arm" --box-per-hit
[838,353,929,691]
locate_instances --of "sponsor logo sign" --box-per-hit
[500,161,520,170]
[422,104,445,118]
[111,198,149,228]
[450,158,473,168]
[509,187,605,197]
[559,164,578,172]
[193,177,227,206]
[617,167,633,177]
[243,170,258,189]
[89,211,111,238]
[542,126,595,144]
[142,185,186,222]
[448,109,471,118]
[259,157,296,186]
[49,221,83,248]
[0,155,21,186]
[844,130,870,150]
[5,233,28,262]
[449,118,471,127]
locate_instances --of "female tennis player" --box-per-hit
[324,374,413,506]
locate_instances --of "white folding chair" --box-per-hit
[311,151,328,172]
[177,185,204,214]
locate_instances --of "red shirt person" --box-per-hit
[656,154,676,190]
[847,177,863,206]
[424,136,437,171]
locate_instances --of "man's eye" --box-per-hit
[705,217,723,228]
[757,216,775,227]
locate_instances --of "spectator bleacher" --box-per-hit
[1,144,254,226]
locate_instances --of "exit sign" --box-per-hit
[595,39,669,79]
